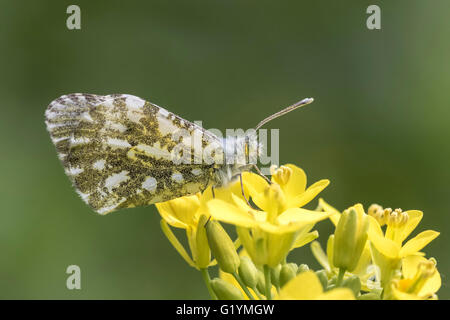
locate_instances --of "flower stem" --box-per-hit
[263,265,272,300]
[233,272,255,300]
[253,288,266,300]
[200,268,217,300]
[336,268,346,287]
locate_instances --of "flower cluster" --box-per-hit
[155,164,441,300]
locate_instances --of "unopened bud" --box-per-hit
[342,275,361,296]
[256,270,266,293]
[279,263,298,287]
[297,264,309,274]
[238,256,258,289]
[270,264,282,287]
[358,292,380,300]
[195,214,211,268]
[210,278,245,300]
[206,220,240,273]
[333,206,369,272]
[315,270,328,290]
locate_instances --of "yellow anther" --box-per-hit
[271,165,293,186]
[368,204,383,216]
[270,164,278,175]
[386,207,409,228]
[368,203,387,226]
[418,260,436,278]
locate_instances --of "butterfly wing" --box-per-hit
[45,93,223,214]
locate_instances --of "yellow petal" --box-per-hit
[310,240,330,272]
[318,198,341,226]
[398,210,423,243]
[277,271,323,299]
[292,231,319,249]
[400,230,440,257]
[402,255,441,296]
[352,243,372,276]
[369,227,400,259]
[258,209,329,235]
[368,215,384,237]
[278,164,307,200]
[207,199,257,228]
[392,288,422,300]
[156,195,200,228]
[317,288,355,300]
[242,171,268,197]
[277,208,331,226]
[287,179,330,208]
[160,220,196,268]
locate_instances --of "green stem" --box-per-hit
[233,272,255,300]
[200,268,217,300]
[263,265,272,300]
[253,288,266,300]
[336,268,346,287]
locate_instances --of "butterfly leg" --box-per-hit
[252,164,271,184]
[211,185,216,198]
[239,173,253,208]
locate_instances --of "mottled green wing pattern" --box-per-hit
[45,93,222,214]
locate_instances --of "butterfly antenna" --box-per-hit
[254,97,314,130]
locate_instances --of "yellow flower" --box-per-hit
[392,256,441,300]
[156,181,245,269]
[207,164,330,267]
[366,204,439,296]
[277,271,355,300]
[156,192,212,269]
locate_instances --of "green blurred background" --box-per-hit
[0,0,449,299]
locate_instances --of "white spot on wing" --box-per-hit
[66,167,84,176]
[52,136,69,143]
[93,159,106,170]
[171,172,184,183]
[156,114,182,136]
[130,143,172,161]
[105,171,130,192]
[125,95,145,109]
[97,198,126,215]
[75,189,90,203]
[105,121,127,133]
[191,168,202,176]
[70,136,90,146]
[106,138,132,149]
[80,112,93,122]
[158,108,170,117]
[142,177,157,192]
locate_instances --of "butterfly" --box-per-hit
[45,93,313,214]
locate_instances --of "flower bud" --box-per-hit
[342,275,361,296]
[333,206,369,272]
[357,292,380,300]
[315,270,328,290]
[210,278,245,300]
[195,214,211,268]
[238,256,258,289]
[270,264,282,287]
[297,264,309,274]
[256,270,266,294]
[279,263,298,287]
[206,220,240,274]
